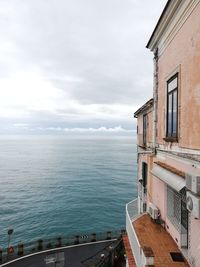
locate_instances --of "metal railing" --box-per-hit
[0,230,124,265]
[126,198,143,267]
[82,239,125,267]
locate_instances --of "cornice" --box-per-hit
[147,0,200,54]
[147,0,182,51]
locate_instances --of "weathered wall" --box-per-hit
[157,2,200,149]
[155,152,200,262]
[147,111,153,147]
[189,214,200,267]
[151,172,166,219]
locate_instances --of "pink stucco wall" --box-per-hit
[151,154,200,252]
[157,2,200,149]
[161,155,200,177]
[189,214,200,267]
[155,3,200,262]
[151,175,166,219]
[136,4,200,263]
[151,173,184,249]
[147,111,153,147]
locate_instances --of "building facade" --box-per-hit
[125,1,200,267]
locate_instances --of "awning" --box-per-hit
[151,164,185,192]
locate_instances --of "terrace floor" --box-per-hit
[133,214,189,267]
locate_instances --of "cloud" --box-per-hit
[63,126,134,133]
[26,125,134,133]
[13,123,29,127]
[0,124,135,135]
[0,0,167,133]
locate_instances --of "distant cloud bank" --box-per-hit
[12,124,135,134]
[63,126,134,133]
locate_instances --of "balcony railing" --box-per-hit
[126,199,143,267]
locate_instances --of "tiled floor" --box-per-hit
[123,235,137,267]
[133,214,189,267]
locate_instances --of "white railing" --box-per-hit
[126,199,143,267]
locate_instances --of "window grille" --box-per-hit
[167,186,181,232]
[180,188,188,232]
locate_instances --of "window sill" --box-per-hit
[163,137,178,143]
[138,144,147,149]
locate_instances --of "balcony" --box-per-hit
[126,199,143,267]
[126,200,189,267]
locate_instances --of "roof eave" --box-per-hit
[146,0,182,51]
[134,98,153,118]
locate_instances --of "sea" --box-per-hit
[0,135,137,247]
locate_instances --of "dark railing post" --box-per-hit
[46,243,53,249]
[106,231,111,240]
[108,245,114,266]
[37,239,43,251]
[57,237,62,247]
[121,229,126,235]
[17,243,24,256]
[0,248,2,264]
[91,233,96,242]
[74,235,80,245]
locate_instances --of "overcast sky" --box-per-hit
[0,0,166,135]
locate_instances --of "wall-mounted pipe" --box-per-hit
[153,48,159,149]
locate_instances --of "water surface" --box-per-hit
[0,135,137,246]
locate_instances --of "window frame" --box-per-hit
[165,73,178,141]
[143,114,147,146]
[142,162,148,193]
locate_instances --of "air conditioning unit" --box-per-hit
[186,173,200,195]
[186,191,200,219]
[148,202,159,220]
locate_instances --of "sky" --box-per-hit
[0,0,167,135]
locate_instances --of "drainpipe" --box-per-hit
[153,48,159,151]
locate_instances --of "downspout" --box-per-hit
[152,48,159,151]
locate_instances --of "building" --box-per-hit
[124,1,200,266]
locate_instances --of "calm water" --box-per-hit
[0,135,137,247]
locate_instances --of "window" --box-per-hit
[142,162,148,192]
[143,114,147,146]
[167,186,181,231]
[167,186,188,236]
[166,74,178,139]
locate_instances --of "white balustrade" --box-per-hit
[126,199,143,267]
